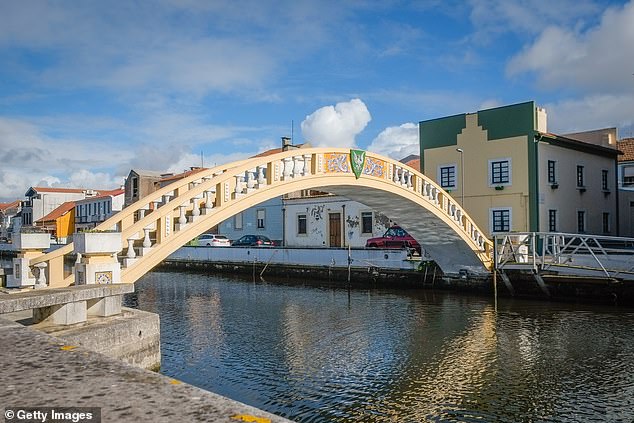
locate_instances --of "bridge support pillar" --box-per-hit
[6,233,50,289]
[73,232,122,285]
[87,295,122,317]
[34,301,87,325]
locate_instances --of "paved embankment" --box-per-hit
[0,317,294,423]
[162,246,442,285]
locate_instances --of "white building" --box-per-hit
[21,187,97,226]
[617,138,634,236]
[0,200,21,240]
[282,191,392,248]
[75,189,125,231]
[281,155,419,248]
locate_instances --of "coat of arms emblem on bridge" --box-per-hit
[350,149,366,179]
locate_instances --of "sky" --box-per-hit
[1,0,633,201]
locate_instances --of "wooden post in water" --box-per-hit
[493,270,498,312]
[347,245,351,285]
[493,235,498,311]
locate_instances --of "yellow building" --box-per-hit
[420,101,620,237]
[36,201,76,242]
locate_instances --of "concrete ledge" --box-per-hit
[0,317,293,422]
[0,284,134,314]
[38,307,161,371]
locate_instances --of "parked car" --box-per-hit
[198,234,230,247]
[365,225,421,255]
[232,235,274,247]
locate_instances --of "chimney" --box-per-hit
[281,136,292,151]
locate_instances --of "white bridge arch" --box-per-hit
[32,148,493,287]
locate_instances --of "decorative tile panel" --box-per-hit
[363,157,386,178]
[324,153,350,173]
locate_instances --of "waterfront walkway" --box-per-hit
[0,317,293,423]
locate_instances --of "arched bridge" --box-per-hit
[31,148,493,287]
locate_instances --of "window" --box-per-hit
[234,212,243,230]
[603,212,611,234]
[577,210,586,233]
[602,170,609,191]
[547,160,556,184]
[361,212,373,234]
[256,209,265,229]
[297,214,307,235]
[491,208,511,233]
[490,159,511,185]
[548,209,557,232]
[438,165,456,189]
[132,177,139,197]
[577,165,585,187]
[625,176,634,187]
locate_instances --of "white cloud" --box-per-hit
[64,169,123,191]
[103,39,276,96]
[301,99,371,148]
[0,117,125,200]
[545,94,634,135]
[468,0,601,42]
[166,151,250,174]
[367,123,419,160]
[507,1,634,93]
[0,1,346,98]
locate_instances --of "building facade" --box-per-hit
[0,200,21,240]
[36,201,75,242]
[420,101,619,237]
[124,169,163,207]
[217,197,284,244]
[21,187,96,227]
[75,189,125,232]
[617,138,634,237]
[282,191,391,248]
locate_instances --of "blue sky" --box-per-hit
[1,0,633,201]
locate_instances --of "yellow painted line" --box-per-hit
[60,345,77,351]
[231,415,271,423]
[169,379,181,385]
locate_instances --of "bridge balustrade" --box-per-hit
[24,149,493,288]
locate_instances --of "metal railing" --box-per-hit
[493,232,634,279]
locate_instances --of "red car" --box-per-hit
[365,226,421,255]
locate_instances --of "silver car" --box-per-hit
[197,234,230,247]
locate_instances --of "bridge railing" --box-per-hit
[30,148,493,287]
[493,232,634,279]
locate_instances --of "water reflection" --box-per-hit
[123,271,634,422]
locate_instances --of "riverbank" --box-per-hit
[162,246,634,305]
[4,243,634,305]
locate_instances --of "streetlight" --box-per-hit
[456,148,464,207]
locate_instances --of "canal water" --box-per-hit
[123,269,634,423]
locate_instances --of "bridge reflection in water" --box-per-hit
[125,270,634,423]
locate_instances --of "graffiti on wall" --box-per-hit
[346,214,359,228]
[308,204,325,221]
